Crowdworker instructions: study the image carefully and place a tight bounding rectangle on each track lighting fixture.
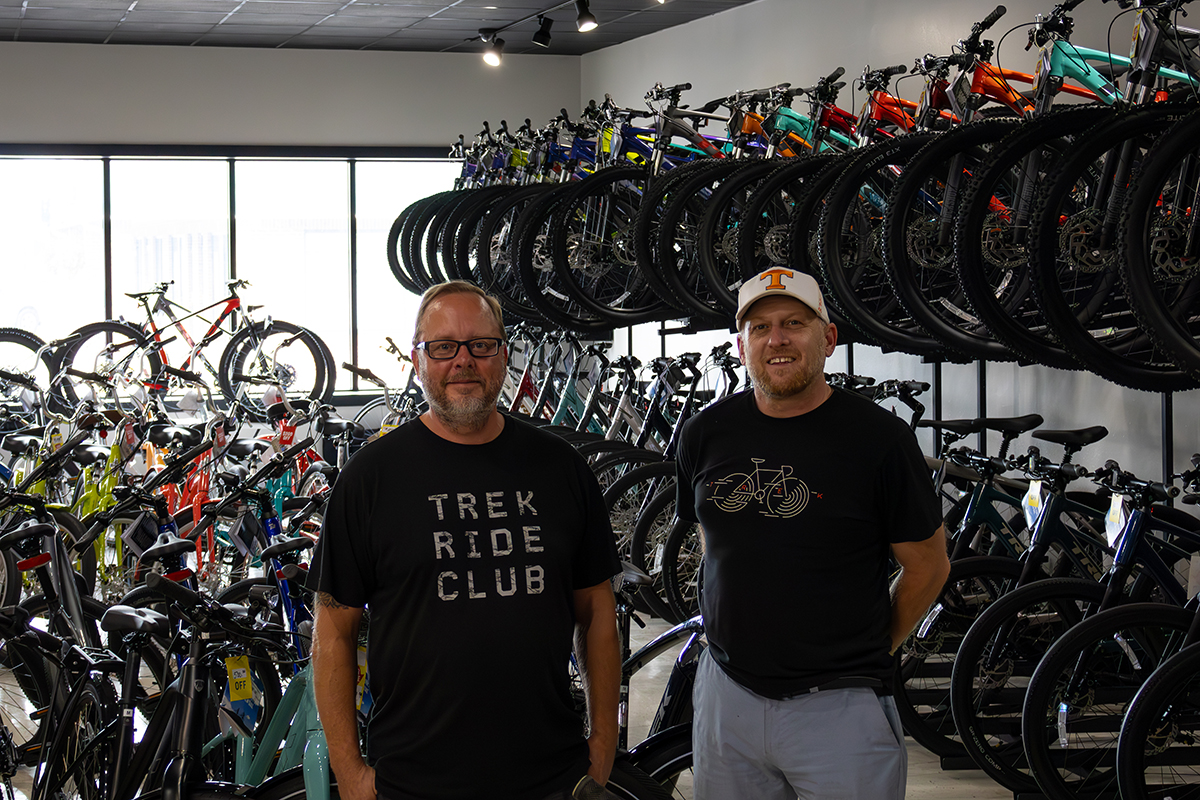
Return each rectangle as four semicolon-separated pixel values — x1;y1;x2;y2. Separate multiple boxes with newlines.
479;28;504;65
483;37;504;65
532;15;553;47
575;0;598;32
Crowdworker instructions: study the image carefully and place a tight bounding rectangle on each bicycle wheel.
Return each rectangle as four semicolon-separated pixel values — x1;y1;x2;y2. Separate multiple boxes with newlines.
37;677;118;800
881;117;1022;362
1117;639;1200;800
949;577;1107;792
892;554;1022;759
1027;102;1199;391
605;757;674;800
627;723;693;799
1022;602;1195;800
656;160;765;321
218;320;332;423
1120;107;1200;382
629;485;683;624
447;185;515;284
0;327;54;422
953;105;1117;370
386;199;427;295
660;512;701;623
476;183;557;321
548;165;667;327
815;133;950;358
53;320;163;413
591;449;667;494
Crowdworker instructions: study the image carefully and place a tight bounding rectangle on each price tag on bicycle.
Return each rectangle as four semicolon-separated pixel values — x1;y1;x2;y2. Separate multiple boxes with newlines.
50;425;63;452
1106;494;1128;548
226;655;252;701
1023;479;1046;528
280;422;296;448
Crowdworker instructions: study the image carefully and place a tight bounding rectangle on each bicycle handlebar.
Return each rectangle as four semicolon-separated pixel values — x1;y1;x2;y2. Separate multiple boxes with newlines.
160;365;203;385
823;66;845;84
66;367;110;385
0;368;37;391
341;362;386;388
978;4;1007;33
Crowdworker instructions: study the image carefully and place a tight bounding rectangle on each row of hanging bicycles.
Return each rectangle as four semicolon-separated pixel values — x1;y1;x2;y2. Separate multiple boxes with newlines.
393;0;1200;394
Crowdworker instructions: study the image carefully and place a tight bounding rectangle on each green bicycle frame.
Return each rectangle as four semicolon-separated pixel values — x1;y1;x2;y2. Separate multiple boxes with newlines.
203;662;331;800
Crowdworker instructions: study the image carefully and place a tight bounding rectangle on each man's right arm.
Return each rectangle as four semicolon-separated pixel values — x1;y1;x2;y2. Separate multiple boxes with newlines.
312;592;375;800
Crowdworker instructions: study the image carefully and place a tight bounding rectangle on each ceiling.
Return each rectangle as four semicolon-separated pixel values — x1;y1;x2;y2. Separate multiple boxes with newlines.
0;0;757;56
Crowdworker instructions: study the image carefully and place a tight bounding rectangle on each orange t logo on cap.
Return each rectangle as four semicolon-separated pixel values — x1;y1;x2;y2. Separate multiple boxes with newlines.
760;268;793;290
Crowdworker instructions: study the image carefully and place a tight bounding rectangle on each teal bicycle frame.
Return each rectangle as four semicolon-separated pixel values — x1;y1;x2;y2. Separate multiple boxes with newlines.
203;663;331;800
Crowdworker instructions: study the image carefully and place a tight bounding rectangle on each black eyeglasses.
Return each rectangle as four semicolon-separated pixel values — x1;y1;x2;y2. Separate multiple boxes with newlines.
415;338;505;360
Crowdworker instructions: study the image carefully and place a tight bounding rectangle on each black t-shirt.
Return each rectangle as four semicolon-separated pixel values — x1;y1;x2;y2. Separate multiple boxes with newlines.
675;388;941;698
310;415;620;800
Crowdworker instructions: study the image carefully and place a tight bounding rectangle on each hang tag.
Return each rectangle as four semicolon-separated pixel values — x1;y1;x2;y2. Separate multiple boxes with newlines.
356;645;371;714
1023;480;1045;528
214;417;227;450
1106;494;1128;548
280;422;296;447
225;655;252;701
49;426;63;452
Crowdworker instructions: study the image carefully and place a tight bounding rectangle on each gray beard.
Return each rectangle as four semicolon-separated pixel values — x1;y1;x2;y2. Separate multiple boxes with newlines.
424;391;496;433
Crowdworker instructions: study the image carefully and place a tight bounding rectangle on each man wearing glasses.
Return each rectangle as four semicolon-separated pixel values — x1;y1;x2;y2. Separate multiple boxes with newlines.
311;281;621;800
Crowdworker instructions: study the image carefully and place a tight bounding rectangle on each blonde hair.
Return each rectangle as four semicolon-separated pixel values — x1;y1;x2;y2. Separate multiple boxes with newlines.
412;281;505;345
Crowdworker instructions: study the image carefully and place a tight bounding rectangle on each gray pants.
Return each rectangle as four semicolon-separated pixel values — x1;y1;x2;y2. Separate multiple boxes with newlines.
693;651;907;800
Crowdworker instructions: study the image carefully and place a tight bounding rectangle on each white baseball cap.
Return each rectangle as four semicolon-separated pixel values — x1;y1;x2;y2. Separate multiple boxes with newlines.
736;267;829;325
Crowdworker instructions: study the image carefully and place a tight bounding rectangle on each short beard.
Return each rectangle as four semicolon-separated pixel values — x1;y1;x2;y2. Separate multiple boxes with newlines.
747;359;818;399
421;365;502;434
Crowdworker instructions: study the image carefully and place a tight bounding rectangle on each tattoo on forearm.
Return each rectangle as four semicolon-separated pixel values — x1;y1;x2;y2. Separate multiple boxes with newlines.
316;592;358;610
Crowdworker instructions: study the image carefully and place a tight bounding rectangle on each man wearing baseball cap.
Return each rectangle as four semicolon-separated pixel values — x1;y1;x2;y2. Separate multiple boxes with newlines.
675;267;950;799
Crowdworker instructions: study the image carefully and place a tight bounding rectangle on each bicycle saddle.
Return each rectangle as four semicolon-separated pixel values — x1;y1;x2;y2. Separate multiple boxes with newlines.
2;434;40;456
0;520;55;551
68;444;110;469
140;531;194;566
101;604;170;636
266;399;311;425
147;423;203;449
1033;426;1109;448
225;438;272;459
976;414;1044;435
316;411;363;437
260;535;315;561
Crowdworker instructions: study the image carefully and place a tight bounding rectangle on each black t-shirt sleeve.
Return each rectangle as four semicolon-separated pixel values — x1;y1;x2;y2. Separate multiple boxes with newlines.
877;428;943;544
675;416;699;524
309;447;377;607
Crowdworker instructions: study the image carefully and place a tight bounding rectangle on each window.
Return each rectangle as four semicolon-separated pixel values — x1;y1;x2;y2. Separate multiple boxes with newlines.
354;160;460;386
0;159;104;340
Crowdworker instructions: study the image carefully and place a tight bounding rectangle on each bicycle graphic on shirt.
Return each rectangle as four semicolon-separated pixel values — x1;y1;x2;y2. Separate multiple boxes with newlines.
708;458;810;518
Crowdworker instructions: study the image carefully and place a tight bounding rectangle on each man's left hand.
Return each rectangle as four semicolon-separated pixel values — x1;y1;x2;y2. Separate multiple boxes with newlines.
586;733;615;786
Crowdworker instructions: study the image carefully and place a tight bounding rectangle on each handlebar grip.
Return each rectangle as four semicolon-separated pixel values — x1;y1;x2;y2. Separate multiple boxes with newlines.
0;369;37;390
66;367;109;384
1153;483;1182;502
824;66;846;83
161;365;203;384
949;53;975;68
143;438;214;491
341;362;383;385
672;82;693;93
883;64;909;77
279;436;316;463
979;4;1007;31
1060;463;1090;481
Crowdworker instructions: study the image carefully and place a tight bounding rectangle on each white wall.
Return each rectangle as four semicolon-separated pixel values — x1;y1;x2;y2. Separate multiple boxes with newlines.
0;41;581;146
584;0;1200;482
